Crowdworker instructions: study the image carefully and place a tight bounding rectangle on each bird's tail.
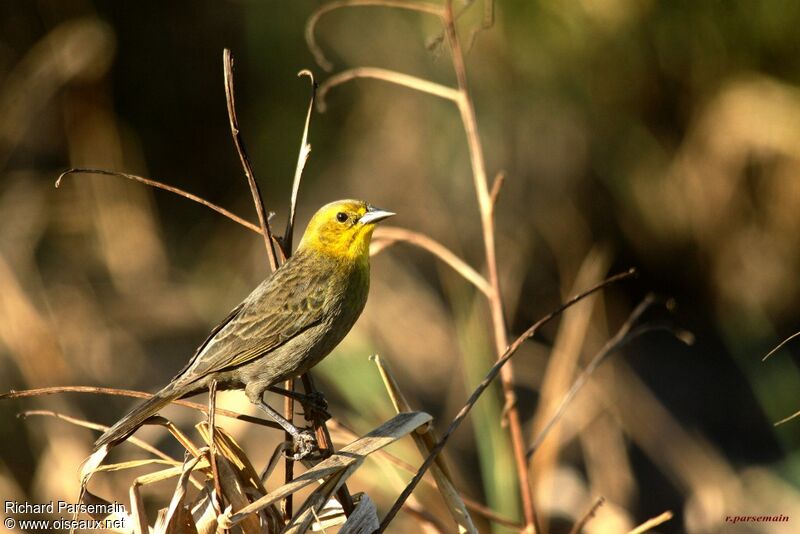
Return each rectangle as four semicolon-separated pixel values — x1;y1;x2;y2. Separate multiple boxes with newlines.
93;385;180;452
77;386;181;522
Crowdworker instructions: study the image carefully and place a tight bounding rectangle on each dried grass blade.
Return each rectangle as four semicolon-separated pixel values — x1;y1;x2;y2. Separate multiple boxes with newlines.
129;481;149;534
283;462;361;533
196;421;267;494
372;355;477;534
20;409;174;462
3;386;282;430
227;411;432;525
340;494;380;534
378;270;637;531
156;453;203;534
216;454;262;533
96;459;180;473
283;70;316;253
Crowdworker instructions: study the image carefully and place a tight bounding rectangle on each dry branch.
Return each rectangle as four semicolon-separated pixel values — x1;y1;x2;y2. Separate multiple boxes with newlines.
527;295;655;458
763;330;800;361
2;386;281;429
372;226;490;296
378;269;636;531
373;354;477;534
223;48;279;270
317;67;459;111
226;411;431;525
627;510;673;534
306;0;445;71
568;496;605;534
19;410;175;462
56;168;262;233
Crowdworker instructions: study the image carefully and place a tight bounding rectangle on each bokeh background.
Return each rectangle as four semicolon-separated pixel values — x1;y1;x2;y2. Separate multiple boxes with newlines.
2;1;800;532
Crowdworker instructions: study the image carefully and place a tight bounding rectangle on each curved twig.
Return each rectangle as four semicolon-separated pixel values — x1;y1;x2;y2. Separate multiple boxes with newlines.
569;496;605;534
283;70;317;254
306;0;445;71
317;67;459;112
1;386;281;430
56;168;262;234
526;297;693;459
21;409;176;462
763;330;800;361
378;269;637;531
372;226;490;296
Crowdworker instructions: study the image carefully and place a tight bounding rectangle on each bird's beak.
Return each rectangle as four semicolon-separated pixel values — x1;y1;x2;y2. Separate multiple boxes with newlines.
359;206;395;225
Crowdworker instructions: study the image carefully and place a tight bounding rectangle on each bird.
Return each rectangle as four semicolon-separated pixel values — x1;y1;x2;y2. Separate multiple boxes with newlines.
88;199;394;463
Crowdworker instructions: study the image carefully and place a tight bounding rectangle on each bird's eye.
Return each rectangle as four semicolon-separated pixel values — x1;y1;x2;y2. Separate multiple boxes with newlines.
336;212;348;223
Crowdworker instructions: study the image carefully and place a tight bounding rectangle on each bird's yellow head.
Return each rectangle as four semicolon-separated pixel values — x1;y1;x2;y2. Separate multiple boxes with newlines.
298;199;395;262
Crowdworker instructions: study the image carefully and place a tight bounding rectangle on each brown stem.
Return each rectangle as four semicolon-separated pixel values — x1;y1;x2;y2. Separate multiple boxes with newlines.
300;373;355;516
306;0;445;71
223;49;279;272
207;380;224;514
527;296;658;459
569;496;605;534
442;1;537;530
372;226;491;296
283;378;295;520
378;270;635;531
56;168;262;234
0;386;282;429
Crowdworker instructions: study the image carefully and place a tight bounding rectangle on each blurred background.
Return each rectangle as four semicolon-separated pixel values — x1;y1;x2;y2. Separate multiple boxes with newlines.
1;1;800;532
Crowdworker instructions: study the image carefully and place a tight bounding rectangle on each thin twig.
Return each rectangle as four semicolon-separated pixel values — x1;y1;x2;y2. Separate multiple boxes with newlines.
326;419;522;529
301;373;355;516
282;70;317;254
377;269;636;531
372;226;491;296
489;171;505;210
1;386;281;430
56;168;262;233
527;295;656;458
372;354;477;533
626;511;673;534
317;67;459;112
427;0;494;53
774;409;800;426
19;410;174;462
527;318;693;459
207;380;223;514
442;0;536;529
306;0;445;71
763;330;800;361
283;377;295;520
569;496;605;534
223;48;279;271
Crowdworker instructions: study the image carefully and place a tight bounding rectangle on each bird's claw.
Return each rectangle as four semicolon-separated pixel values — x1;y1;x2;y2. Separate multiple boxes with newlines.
286;429;318;460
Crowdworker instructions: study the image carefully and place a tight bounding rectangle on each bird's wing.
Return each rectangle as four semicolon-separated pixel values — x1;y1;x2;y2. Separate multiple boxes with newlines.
174;254;330;384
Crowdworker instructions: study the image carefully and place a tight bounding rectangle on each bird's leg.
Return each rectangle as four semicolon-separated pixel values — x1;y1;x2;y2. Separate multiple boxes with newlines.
245;383;319;460
267;386;331;421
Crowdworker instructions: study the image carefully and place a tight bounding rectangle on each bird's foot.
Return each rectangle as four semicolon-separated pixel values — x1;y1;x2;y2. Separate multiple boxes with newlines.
299;391;331;422
286;429;318;461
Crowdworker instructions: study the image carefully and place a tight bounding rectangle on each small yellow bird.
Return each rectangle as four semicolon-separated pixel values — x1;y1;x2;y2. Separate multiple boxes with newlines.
91;199;394;460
